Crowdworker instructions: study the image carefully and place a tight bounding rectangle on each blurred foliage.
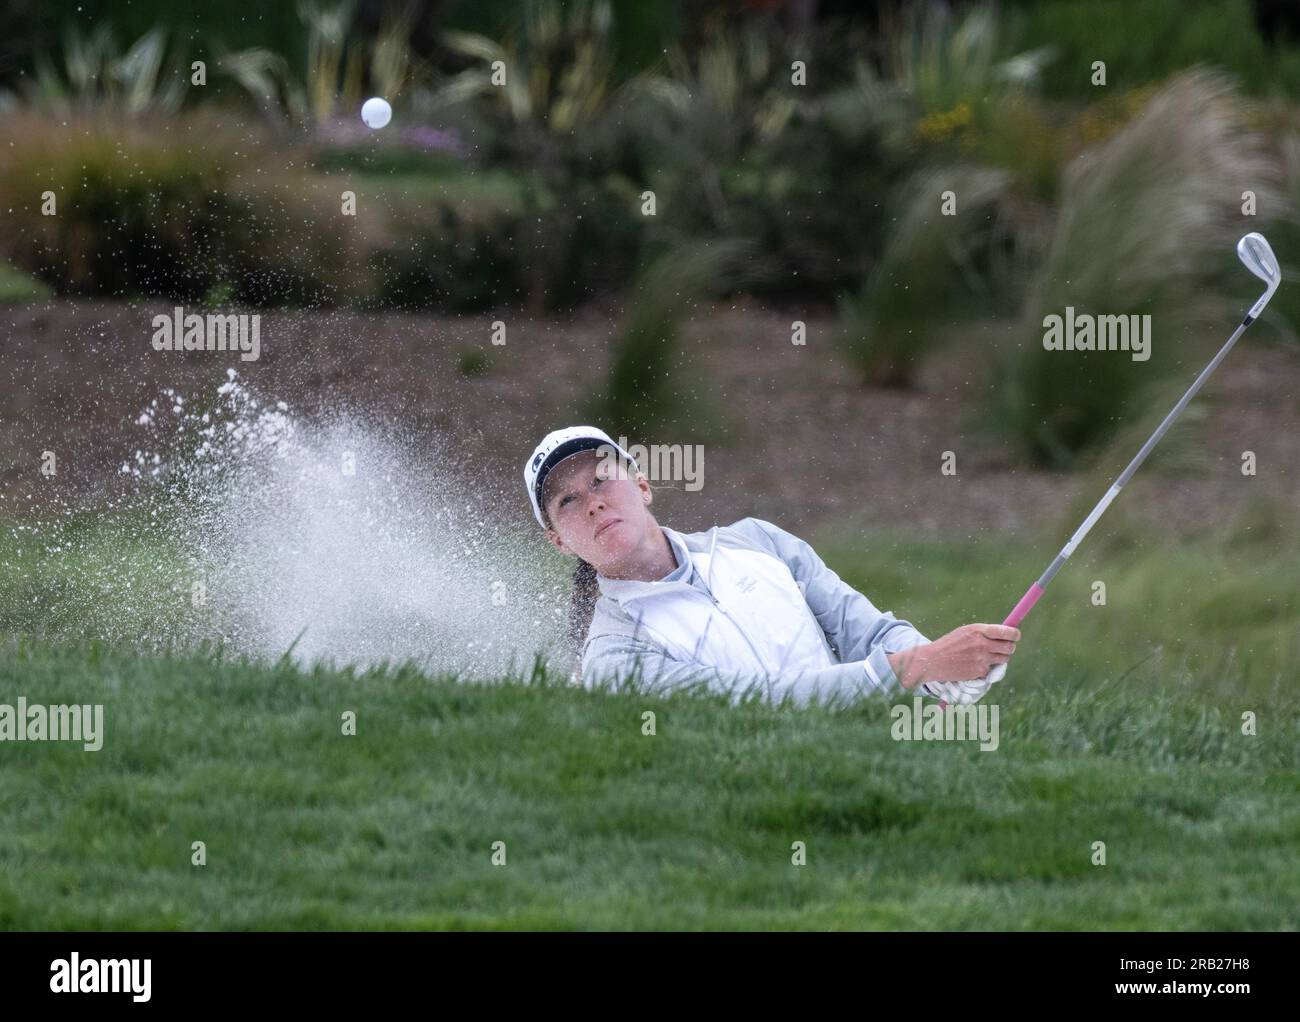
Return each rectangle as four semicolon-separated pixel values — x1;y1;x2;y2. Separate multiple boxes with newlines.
0;0;676;88
436;0;677;77
638;26;824;292
429;0;646;310
3;0;1300;458
364;196;525;311
828;5;1067;388
0;1;306;83
1006;0;1300;102
12;23;188;117
219;0;419;131
886;2;1054;127
0;262;51;304
884;1;1064;202
355;158;641;311
0;113;375;306
982;69;1286;467
838;165;1013;388
588;240;749;437
436;0;620;140
630;23;925;299
1250;128;1300;340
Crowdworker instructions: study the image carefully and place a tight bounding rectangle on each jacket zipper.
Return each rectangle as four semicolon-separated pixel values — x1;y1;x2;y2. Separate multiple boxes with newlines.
698;532;778;674
698;580;774;674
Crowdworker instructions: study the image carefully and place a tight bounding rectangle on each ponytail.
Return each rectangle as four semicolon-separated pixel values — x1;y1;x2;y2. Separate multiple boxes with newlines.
567;558;601;668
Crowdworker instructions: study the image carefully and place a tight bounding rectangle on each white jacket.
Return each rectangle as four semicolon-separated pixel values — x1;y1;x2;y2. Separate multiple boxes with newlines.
580;518;931;706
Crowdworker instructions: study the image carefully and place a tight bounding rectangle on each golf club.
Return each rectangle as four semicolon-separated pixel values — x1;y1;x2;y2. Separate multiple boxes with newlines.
935;232;1281;705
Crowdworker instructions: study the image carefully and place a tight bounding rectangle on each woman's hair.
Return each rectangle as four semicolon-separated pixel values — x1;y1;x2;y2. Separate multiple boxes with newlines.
543;497;601;669
566;557;601;666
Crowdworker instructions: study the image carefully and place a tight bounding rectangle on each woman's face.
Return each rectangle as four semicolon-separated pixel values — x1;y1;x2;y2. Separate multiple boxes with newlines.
542;449;651;567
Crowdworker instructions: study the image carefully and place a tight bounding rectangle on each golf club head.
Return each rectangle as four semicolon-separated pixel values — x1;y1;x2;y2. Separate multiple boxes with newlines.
1238;232;1281;318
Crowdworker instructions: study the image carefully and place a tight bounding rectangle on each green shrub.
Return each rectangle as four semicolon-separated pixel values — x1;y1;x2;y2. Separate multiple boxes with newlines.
364;199;526;312
588;240;747;437
219;0;416;132
980;69;1284;467
0;262;52;304
222;170;377;307
16;23;188;118
1249;130;1300;343
525;178;646;309
637;28;902;298
364;170;643;312
882;4;1067;205
886;2;1054;128
1006;0;1300;102
431;0;649;310
0;113;375;306
838;164;1011;388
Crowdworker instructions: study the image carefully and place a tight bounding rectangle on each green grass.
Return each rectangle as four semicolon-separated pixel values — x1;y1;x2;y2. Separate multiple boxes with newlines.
1;495;1296;929
0;512;198;648
349;167;528;215
0;640;1296;930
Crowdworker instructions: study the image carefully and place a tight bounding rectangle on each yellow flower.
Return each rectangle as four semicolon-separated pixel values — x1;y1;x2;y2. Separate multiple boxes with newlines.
917;102;974;141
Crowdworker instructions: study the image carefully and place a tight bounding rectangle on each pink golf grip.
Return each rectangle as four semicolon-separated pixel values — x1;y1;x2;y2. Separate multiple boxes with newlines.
1003;583;1045;628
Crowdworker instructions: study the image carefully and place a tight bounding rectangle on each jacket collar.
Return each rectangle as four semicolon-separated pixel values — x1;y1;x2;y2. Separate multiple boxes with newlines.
595;526;694;604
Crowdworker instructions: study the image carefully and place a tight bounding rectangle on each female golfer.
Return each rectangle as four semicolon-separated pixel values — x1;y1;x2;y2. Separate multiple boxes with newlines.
524;426;1019;706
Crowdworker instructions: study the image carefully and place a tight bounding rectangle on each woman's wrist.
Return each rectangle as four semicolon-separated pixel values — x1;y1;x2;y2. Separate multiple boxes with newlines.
888;648;928;690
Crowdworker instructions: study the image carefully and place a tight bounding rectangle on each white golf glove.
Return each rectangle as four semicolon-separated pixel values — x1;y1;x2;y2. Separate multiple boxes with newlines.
917;663;1007;705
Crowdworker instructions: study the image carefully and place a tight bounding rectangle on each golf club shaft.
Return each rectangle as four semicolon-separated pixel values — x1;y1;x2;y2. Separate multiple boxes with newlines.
1000;312;1257;629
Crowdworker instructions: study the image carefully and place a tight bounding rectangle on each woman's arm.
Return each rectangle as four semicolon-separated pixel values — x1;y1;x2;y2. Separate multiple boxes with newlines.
732;519;1018;689
729;518;932;664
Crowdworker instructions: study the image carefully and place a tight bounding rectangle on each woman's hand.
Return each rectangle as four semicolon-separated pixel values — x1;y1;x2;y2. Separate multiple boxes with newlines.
888;624;1021;689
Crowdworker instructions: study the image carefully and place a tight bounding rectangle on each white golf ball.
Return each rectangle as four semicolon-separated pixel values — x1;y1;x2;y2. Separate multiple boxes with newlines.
361;97;392;130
